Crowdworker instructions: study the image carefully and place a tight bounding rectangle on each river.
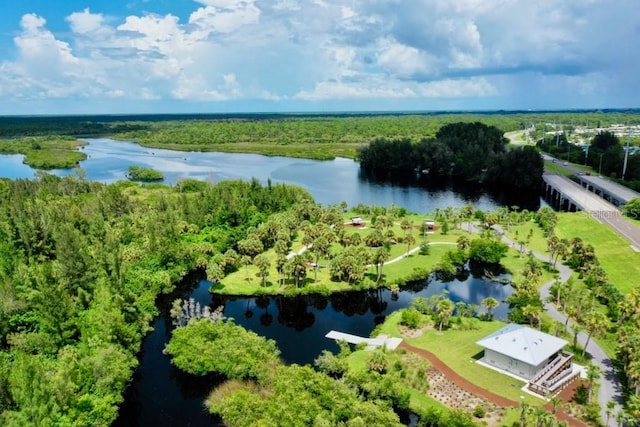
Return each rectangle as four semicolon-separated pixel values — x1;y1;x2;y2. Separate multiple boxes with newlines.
0;138;541;212
114;269;515;426
0;138;531;426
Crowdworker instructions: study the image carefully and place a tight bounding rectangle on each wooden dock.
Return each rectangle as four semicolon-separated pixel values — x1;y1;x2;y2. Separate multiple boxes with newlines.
325;330;402;350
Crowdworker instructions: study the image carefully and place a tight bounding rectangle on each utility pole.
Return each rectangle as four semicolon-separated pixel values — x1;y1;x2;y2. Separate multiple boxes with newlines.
622;125;631;180
599;153;603;176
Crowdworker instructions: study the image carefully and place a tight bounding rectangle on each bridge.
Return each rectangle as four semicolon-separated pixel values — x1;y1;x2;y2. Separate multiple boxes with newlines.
574;174;640;207
325;330;403;350
542;174;617;212
542;173;640;250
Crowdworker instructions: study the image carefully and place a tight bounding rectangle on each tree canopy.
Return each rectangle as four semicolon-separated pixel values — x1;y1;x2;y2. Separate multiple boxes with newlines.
0;174;309;426
357;122;543;191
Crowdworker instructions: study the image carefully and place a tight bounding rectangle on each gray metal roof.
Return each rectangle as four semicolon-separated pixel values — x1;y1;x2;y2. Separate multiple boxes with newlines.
476;324;568;366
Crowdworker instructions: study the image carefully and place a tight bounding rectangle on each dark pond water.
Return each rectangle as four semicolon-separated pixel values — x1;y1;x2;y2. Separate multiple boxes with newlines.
114;269;515;427
0;138;541;212
0;139;532;426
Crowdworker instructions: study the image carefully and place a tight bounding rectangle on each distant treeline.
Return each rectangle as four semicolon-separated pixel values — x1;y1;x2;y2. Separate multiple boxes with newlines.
358;122;544;191
1;111;639;161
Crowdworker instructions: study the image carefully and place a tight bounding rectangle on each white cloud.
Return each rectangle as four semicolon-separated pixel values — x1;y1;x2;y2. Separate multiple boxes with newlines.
15;14;77;65
0;0;638;112
66;8;105;34
376;38;439;79
189;0;260;35
295;80;417;101
418;78;497;98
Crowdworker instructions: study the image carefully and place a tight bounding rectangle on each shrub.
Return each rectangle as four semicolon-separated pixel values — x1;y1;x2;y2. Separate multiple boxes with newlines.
400;309;421;329
473;405;486;418
419;242;430;255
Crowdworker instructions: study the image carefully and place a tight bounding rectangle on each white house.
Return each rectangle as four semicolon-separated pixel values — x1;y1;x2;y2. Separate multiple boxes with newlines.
476;324;569;381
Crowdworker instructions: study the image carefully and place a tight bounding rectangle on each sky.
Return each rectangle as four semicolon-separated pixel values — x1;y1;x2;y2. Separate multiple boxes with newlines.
0;0;639;115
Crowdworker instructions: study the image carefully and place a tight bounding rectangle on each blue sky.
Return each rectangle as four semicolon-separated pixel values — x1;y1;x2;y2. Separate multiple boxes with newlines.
0;0;638;115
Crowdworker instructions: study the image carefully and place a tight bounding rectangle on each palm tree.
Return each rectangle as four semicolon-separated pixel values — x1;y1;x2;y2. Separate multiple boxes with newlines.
253;254;271;287
404;234;416;254
549;395;563;416
532;407;551;427
522;304;542;329
571;322;584;350
400;218;412;236
372;247;390;285
436;299;455;332
206;260;224;284
481;297;499;320
456;235;471;251
627;360;640;396
586;364;602;403
583;309;609;355
606;401;616;426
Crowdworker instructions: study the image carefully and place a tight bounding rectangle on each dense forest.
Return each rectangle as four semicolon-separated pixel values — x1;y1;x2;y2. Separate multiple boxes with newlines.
1;111;639;162
357;122;544;191
0;175;310;425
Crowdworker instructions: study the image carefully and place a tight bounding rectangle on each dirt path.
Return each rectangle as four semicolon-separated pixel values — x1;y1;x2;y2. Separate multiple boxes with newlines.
399;341;588;426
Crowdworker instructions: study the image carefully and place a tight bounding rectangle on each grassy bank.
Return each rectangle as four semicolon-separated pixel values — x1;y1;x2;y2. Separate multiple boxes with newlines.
135;141;362;160
555;212;640;294
376;312;543;405
211;215;535;296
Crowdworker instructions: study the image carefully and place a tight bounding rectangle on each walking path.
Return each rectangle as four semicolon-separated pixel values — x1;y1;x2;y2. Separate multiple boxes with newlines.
484;223;624;423
343;218;621;422
325;330;402;350
382;241;455;265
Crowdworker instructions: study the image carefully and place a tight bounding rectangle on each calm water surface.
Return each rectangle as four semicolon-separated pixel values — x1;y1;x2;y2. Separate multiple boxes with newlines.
115;270;514;426
0;138;541;211
0;139;529;426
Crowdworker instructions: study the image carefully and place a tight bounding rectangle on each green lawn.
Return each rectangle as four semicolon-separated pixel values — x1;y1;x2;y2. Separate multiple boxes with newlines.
556;212;640;294
502;213;640;295
213;215;472;295
544;161;574;177
376;312;544;406
502;221;550;256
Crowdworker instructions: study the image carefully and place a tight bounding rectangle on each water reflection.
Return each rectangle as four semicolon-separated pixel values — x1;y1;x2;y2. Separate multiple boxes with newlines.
0;138;541;211
210;269;514;365
118;266;513;426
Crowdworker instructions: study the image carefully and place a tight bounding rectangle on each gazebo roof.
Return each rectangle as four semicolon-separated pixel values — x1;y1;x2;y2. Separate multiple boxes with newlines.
476;324;567;366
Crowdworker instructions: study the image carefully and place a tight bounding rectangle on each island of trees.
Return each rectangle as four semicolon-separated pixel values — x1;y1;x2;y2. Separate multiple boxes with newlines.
357;122;544;191
126;165;164;182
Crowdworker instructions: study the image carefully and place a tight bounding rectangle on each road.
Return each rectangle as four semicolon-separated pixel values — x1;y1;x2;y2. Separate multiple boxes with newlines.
489;224;624;423
505;130;631;420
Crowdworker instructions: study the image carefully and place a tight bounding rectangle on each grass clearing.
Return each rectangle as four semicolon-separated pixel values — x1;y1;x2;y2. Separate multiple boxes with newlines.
556;212;640;294
544;161;574;177
377;312;544;406
213;215;476;295
502;220;549;256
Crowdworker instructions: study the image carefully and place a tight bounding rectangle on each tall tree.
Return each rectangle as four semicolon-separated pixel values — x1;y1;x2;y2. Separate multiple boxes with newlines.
436;299;455;332
253;254;271;287
481;297;499;320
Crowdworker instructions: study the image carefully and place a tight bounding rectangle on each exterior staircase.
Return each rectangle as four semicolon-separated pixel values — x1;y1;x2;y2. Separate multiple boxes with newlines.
528;351;578;396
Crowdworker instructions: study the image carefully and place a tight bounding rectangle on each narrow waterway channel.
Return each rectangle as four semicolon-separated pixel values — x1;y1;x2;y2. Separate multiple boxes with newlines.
115;268;514;426
0;138;541;425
